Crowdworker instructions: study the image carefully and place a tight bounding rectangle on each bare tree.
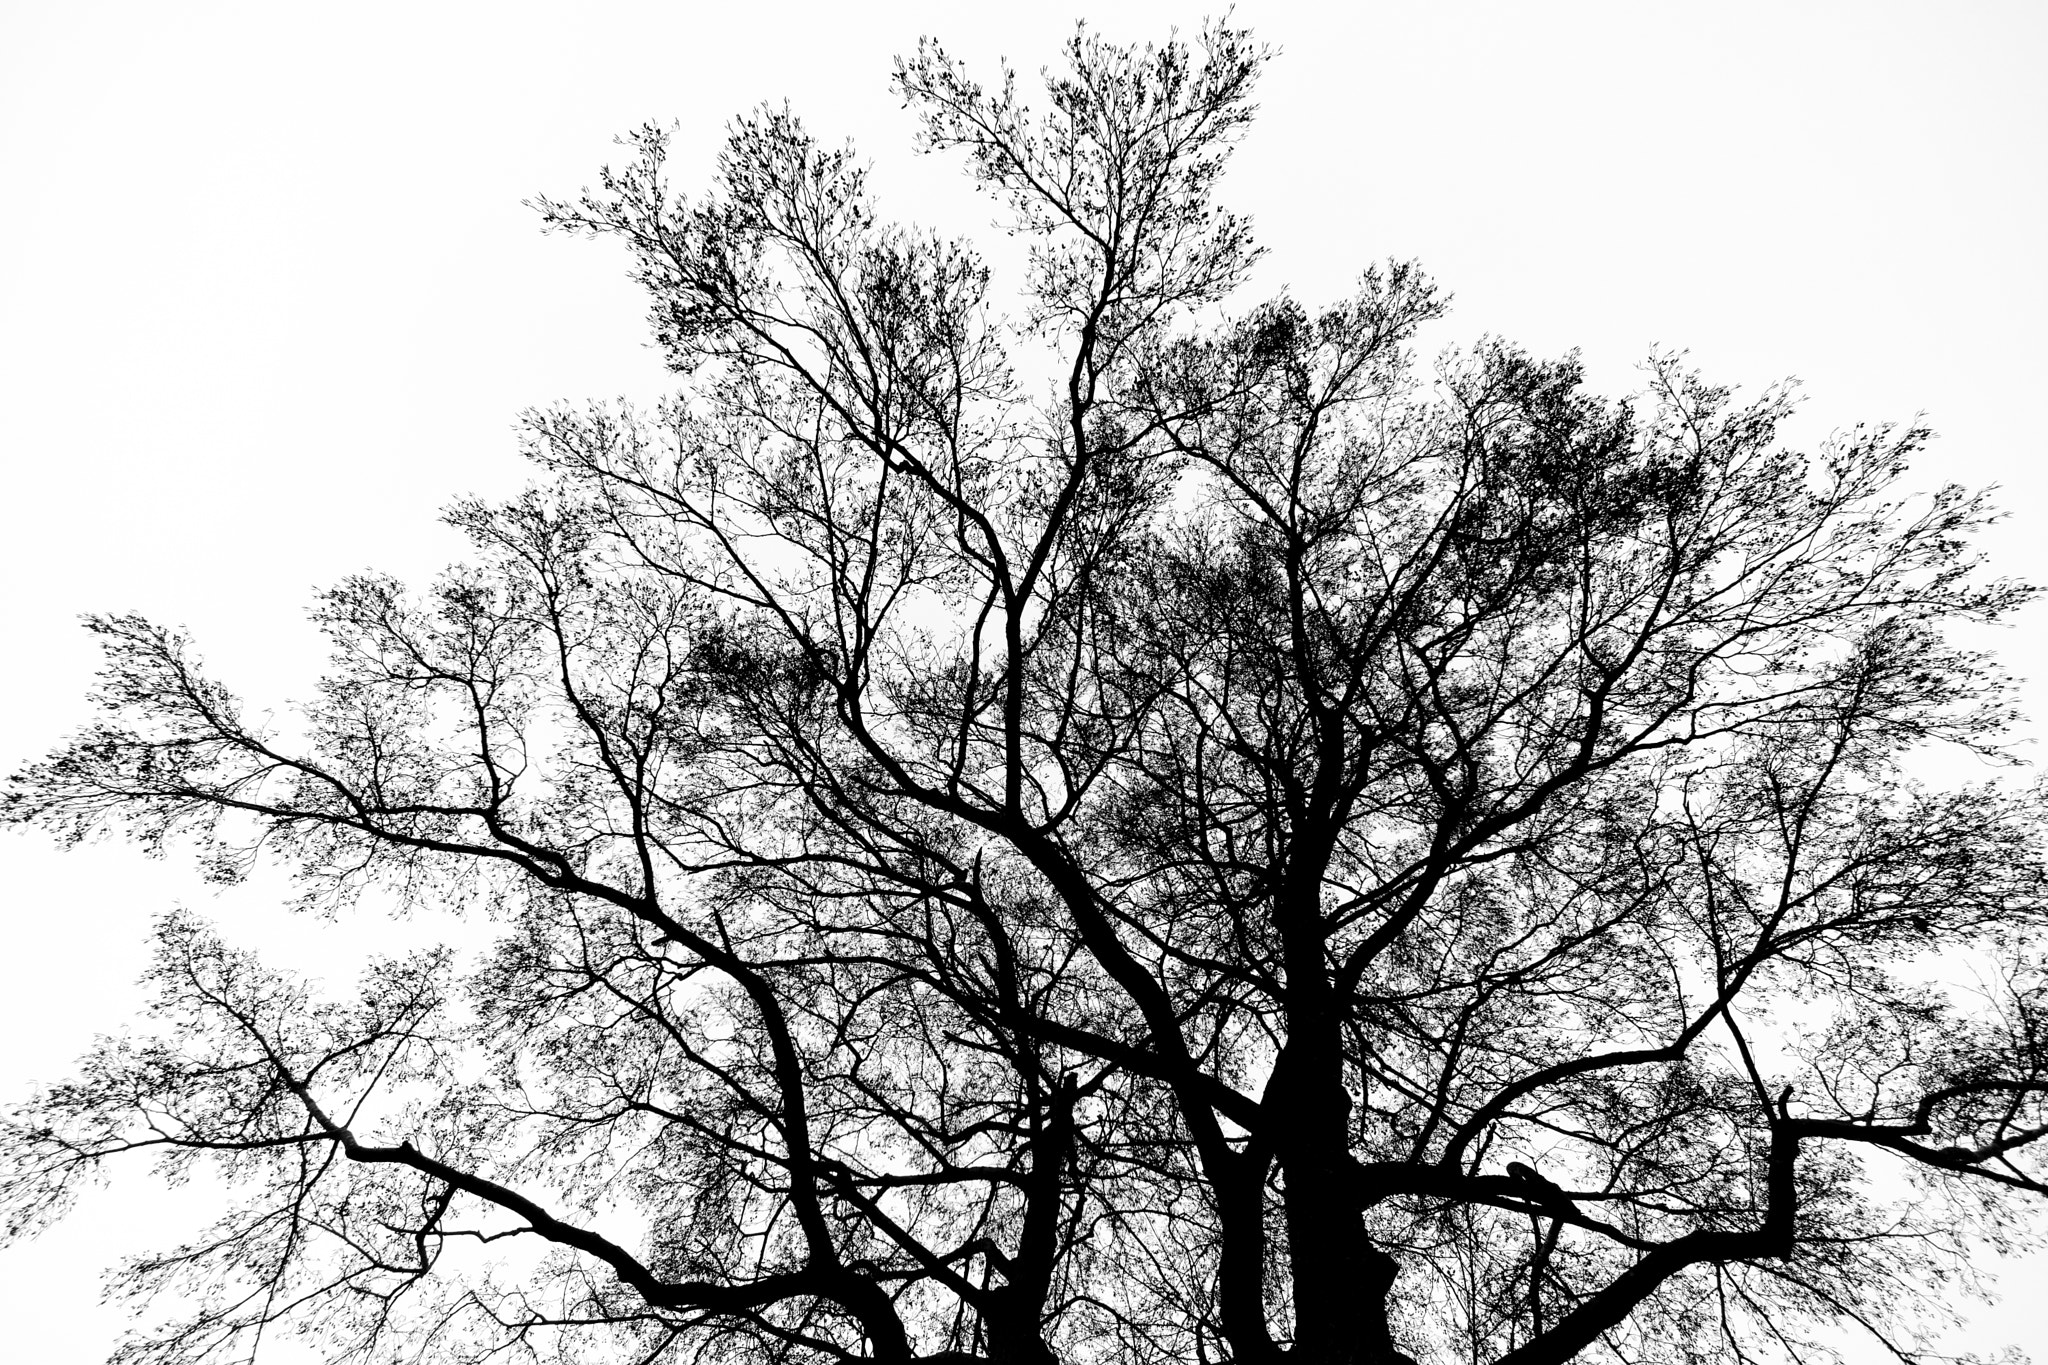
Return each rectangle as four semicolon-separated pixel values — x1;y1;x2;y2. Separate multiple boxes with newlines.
6;22;2047;1365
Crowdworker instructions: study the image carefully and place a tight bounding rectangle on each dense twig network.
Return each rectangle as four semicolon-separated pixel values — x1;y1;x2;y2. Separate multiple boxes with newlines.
6;22;2047;1365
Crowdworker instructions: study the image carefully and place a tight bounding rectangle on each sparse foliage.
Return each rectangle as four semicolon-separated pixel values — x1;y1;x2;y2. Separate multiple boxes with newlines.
7;22;2048;1365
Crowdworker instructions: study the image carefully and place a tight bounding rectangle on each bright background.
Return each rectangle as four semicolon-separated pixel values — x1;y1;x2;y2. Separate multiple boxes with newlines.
3;1;2044;1359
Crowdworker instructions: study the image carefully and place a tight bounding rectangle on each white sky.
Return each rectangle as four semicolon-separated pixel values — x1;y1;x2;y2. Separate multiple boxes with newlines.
2;1;2044;1359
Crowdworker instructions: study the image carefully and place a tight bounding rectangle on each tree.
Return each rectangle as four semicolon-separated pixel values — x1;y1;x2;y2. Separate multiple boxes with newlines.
5;21;2046;1365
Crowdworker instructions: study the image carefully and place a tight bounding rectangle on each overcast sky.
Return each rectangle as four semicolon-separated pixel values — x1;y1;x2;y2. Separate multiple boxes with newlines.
3;2;2045;1359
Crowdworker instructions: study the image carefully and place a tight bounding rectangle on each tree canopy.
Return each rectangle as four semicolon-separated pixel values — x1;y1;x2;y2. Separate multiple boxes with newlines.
6;22;2047;1365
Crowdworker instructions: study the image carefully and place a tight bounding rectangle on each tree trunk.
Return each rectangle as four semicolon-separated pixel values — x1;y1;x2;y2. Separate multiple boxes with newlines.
1284;1154;1414;1365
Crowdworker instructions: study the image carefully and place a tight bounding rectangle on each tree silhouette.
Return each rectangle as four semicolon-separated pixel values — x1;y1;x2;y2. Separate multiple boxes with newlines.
6;22;2047;1365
